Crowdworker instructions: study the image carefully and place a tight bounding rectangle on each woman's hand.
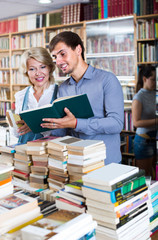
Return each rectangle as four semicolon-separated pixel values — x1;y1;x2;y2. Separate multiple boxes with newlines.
41;107;77;129
17;120;31;135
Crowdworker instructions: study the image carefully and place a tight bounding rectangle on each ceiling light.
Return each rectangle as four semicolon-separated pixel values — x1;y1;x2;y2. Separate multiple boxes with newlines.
39;0;52;4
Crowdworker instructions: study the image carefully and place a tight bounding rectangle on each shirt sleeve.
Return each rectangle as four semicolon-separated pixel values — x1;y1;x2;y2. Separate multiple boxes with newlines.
75;74;124;135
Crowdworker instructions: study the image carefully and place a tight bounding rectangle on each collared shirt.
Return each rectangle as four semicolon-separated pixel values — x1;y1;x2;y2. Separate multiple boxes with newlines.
54;65;124;164
12;84;55;139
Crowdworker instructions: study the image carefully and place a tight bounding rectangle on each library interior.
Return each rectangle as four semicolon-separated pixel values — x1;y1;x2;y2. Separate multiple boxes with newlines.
0;0;157;239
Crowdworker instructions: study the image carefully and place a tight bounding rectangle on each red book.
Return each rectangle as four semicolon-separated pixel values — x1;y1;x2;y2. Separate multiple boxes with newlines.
153;0;158;14
101;0;104;18
1;21;7;34
108;0;111;17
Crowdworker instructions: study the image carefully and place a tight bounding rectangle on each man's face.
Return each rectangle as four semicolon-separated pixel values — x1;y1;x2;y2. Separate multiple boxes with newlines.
51;42;80;75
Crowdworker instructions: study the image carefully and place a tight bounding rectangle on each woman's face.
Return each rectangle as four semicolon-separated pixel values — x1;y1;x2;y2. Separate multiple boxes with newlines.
144;71;156;91
27;58;50;88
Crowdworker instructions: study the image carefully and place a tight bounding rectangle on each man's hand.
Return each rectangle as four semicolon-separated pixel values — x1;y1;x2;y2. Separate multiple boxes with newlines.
17;120;31;135
41;107;77;129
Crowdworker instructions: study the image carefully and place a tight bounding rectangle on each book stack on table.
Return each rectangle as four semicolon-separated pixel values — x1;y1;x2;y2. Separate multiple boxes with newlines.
148;180;158;238
82;163;150;240
47;136;82;191
0;165;14;199
0;145;15;166
12;144;31;184
54;179;86;214
67;139;106;182
27;136;58;190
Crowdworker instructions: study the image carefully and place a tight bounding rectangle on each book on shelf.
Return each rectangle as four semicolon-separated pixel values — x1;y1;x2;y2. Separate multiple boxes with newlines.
19;94;94;134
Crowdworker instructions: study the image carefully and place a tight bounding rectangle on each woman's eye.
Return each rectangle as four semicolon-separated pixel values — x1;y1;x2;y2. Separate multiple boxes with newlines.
41;65;46;69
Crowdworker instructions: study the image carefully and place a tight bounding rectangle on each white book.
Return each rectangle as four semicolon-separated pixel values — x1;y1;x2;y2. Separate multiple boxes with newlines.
0;165;14;174
67;139;104;151
82;163;139;187
68;155;105;166
47;135;82;151
68;150;106;160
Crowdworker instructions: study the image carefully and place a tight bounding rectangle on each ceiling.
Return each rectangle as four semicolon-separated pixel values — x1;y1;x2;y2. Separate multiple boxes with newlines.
0;0;89;21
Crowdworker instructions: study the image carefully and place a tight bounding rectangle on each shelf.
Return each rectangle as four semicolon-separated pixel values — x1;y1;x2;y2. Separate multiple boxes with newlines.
137;38;157;42
0;49;9;52
86;51;135;58
136;14;158;19
0;68;10;70
11;28;44;35
0;84;10;87
12;84;30;87
137;62;158;65
11;48;27;52
0;99;11;102
122;152;135;157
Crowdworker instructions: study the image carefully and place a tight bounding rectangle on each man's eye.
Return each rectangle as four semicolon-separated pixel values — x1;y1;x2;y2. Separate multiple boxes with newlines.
41;66;46;69
29;68;35;71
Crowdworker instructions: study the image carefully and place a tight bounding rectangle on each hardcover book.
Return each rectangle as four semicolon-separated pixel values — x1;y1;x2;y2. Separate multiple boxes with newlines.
19;94;94;133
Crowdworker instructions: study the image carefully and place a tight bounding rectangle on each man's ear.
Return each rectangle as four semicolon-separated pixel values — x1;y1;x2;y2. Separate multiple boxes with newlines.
76;44;82;56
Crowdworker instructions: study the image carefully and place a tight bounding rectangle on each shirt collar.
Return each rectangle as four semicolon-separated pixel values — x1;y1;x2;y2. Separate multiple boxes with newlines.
68;64;94;85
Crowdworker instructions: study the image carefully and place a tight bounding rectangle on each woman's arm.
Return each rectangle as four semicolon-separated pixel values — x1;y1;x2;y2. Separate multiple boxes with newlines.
132;99;156;128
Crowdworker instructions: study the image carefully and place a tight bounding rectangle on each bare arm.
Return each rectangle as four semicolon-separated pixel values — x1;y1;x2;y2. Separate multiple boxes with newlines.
132;99;156;128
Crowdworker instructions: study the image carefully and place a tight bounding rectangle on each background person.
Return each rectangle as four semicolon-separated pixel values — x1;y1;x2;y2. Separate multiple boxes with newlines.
132;65;157;178
41;31;124;165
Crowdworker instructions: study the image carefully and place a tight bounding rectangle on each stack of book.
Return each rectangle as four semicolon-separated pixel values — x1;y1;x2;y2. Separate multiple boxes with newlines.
12;144;31;184
47;136;82;191
0;165;14;198
54;179;86;214
0;192;41;235
67;139;106;182
21;211;97;240
27;136;57;190
0;145;15;166
82;163;150;240
148;180;158;238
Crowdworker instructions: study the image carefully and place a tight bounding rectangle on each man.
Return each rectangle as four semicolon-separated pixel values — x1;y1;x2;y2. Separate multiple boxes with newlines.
41;31;124;164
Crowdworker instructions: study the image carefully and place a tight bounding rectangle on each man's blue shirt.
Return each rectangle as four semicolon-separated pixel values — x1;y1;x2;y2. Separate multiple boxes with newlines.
53;65;124;164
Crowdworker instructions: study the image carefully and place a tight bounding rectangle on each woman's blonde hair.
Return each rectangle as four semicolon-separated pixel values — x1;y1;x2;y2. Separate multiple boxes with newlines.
20;47;55;85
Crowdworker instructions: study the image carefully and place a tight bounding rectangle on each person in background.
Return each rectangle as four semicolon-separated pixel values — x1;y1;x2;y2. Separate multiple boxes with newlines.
41;31;124;165
13;47;58;144
132;65;157;178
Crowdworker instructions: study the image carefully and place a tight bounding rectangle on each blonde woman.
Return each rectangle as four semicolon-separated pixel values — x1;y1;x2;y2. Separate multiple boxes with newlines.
14;47;58;144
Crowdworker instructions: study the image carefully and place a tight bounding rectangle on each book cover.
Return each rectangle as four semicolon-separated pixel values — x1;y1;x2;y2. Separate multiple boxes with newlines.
82;163;139;187
0;193;38;223
19;94;94;134
83;169;145;192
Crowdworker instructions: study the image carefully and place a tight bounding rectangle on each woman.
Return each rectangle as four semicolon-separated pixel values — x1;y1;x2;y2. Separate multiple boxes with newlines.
13;47;58;144
132;65;157;178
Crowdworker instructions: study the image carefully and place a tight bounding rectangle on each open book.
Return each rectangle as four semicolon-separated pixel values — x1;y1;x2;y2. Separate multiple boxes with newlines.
19;94;94;133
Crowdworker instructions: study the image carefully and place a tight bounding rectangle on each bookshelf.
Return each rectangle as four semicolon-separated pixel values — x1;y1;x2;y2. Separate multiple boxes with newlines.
85;15;136;105
136;13;158;70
